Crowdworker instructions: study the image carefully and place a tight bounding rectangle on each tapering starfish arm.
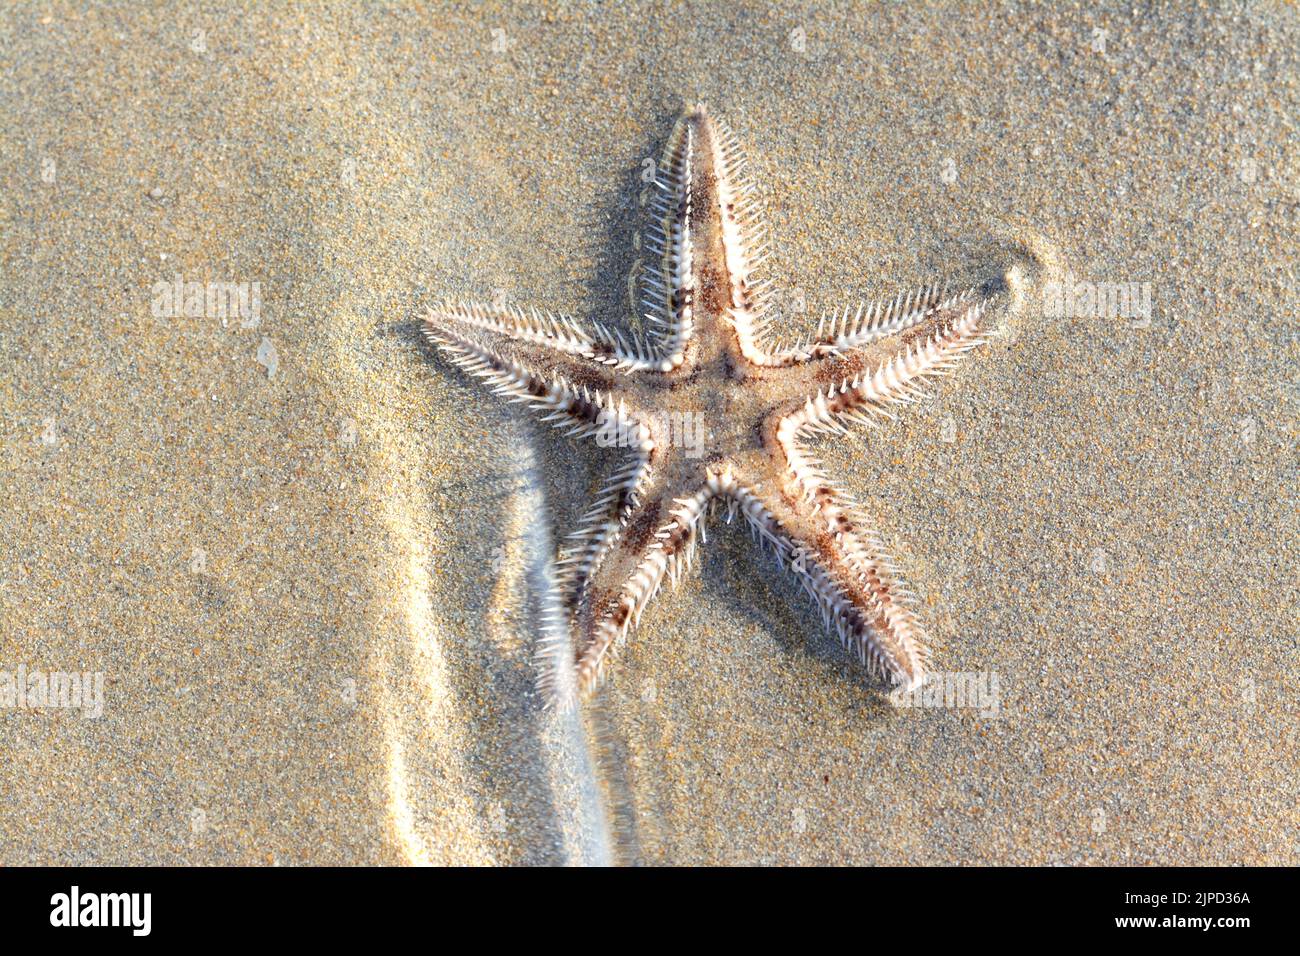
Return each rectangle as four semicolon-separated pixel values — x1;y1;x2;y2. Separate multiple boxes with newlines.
769;290;997;433
714;465;930;691
539;448;655;702
639;116;694;368
704;113;776;356
565;477;715;697
422;315;650;441
644;108;775;372
425;301;663;373
754;284;981;368
553;451;652;612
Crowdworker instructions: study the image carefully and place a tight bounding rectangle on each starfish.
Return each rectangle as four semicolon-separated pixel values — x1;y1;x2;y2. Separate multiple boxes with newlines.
423;106;1004;703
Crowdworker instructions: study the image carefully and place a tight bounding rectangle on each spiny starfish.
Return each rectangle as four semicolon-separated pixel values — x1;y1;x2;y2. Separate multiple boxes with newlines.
423;106;1004;703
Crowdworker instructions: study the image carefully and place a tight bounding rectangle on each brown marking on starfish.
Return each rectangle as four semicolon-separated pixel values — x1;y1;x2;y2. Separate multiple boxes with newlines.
622;497;663;554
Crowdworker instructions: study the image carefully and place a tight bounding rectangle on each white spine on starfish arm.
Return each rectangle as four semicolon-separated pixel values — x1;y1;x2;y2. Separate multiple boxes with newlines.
572;486;713;695
748;286;980;368
536;556;581;708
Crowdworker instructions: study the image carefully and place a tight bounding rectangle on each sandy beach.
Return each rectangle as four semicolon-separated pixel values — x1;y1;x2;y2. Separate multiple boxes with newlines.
1;1;1296;864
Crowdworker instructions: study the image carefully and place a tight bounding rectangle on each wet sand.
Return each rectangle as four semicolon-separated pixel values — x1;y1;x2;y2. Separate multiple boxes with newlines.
1;1;1296;864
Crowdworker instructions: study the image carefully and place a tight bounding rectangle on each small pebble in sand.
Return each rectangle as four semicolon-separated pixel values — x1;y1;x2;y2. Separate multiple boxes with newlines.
256;337;279;379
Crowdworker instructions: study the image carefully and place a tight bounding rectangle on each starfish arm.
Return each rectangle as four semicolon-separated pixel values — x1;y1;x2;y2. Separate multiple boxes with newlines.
552;451;652;626
423;313;650;441
703;112;776;363
715;466;930;691
537;449;654;702
425;301;663;373
759;284;978;368
639;115;695;368
773;289;996;430
646;108;775;371
563;474;715;698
